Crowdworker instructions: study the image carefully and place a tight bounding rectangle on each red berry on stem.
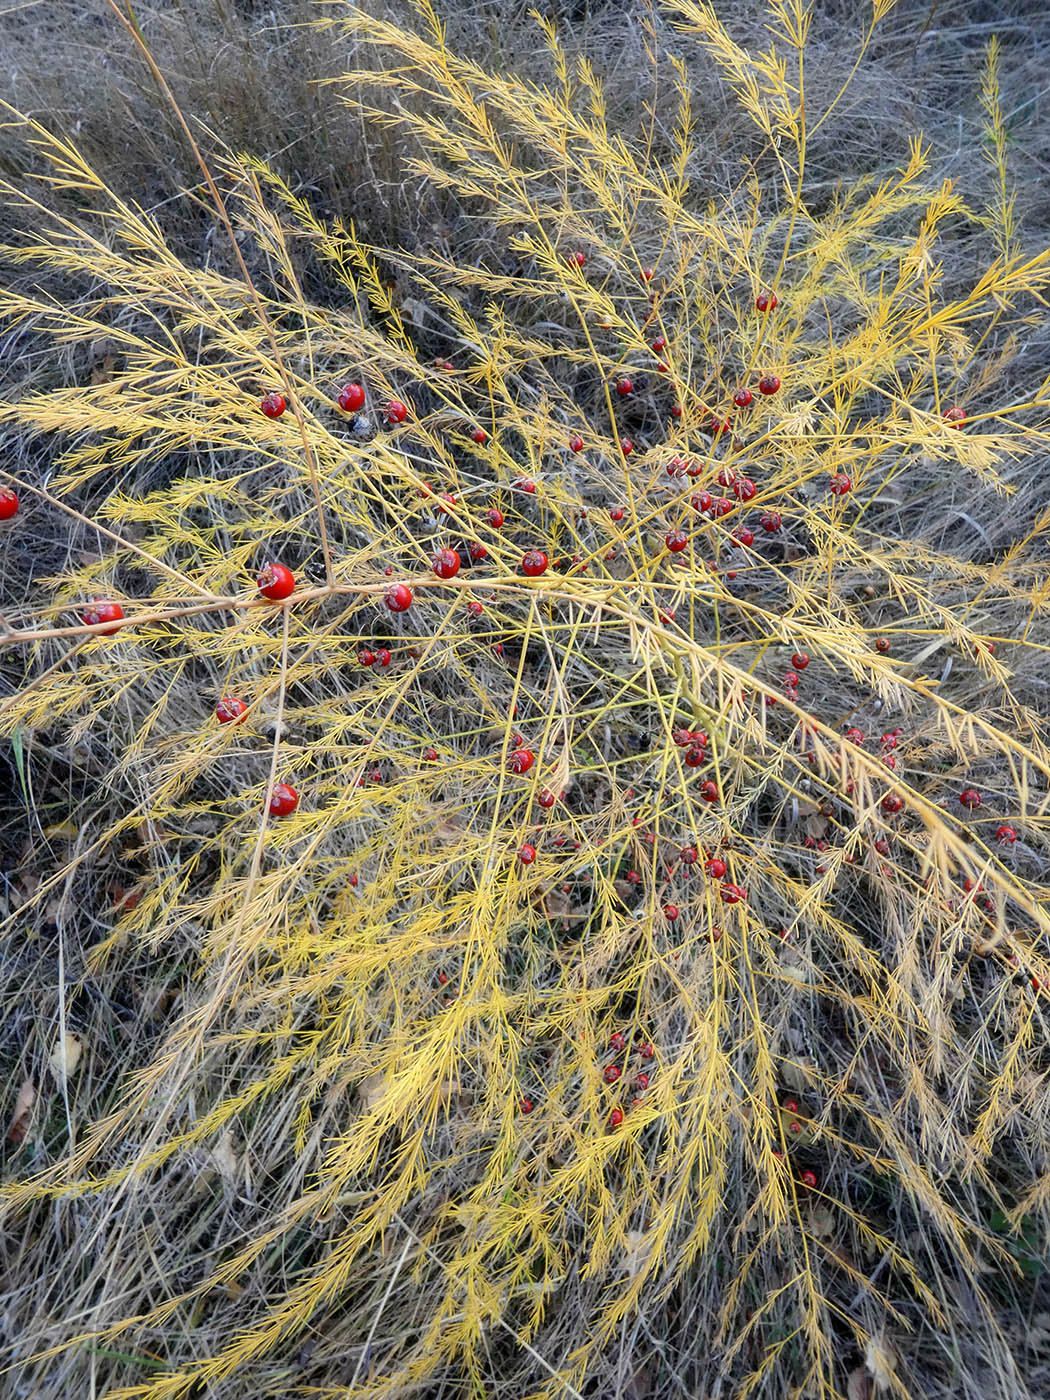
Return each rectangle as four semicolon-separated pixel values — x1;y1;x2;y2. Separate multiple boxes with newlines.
375;648;391;667
603;1064;622;1083
663;903;679;921
509;748;535;775
80;600;125;634
260;391;286;418
358;649;375;667
733;388;753;409
756;291;778;312
608;1107;624;1127
522;550;549;577
791;652;809;670
997;825;1017;845
432;547;461;579
620;438;634;457
384;399;408;424
943;405;966;425
520;1096;534;1114
337;382;365;412
486;507;505;529
760;510;782;533
519;843;537;865
959;788;981;810
616;376;634;396
257;562;295;600
215;696;247;724
269;783;299;817
0;488;19;520
829;473;852;496
538;789;558;809
569;435;584;453
699;780;719;803
385;583;413;612
471;427;488;444
665;529;689;553
758;374;781;396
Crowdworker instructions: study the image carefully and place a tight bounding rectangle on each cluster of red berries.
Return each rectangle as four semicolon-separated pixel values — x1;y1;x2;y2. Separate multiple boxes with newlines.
604;1031;655;1127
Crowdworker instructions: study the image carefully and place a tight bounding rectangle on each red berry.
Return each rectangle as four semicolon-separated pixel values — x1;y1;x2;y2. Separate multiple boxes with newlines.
257;562;295;600
375;648;391;667
384;398;408;424
733;388;753;408
385;583;413;612
875;636;891;653
620;438;634;457
679;845;699;865
520;1097;534;1114
486;507;505;528
997;825;1017;845
469;542;487;561
663;903;679;921
268;782;299;817
609;505;624;522
642;267;654;281
467;600;483;618
791;652;809;670
684;745;706;768
845;727;864;745
609;1031;626;1051
881;793;904;814
637;1040;654;1059
634;1072;650;1091
732;527;754;547
670;403;682;419
358;649;375;666
215;696;247;724
760;510;782;532
800;1170;818;1188
569;250;586;266
712;497;733;518
959;788;981;809
471;427;488;444
349;874;359;887
518;843;537;865
626;870;641;885
509;748;535;775
755;291;779;312
665;529;689;553
829;473;852;496
651;336;666;353
260;391;286;418
538;789;558;808
432;547;461;579
0;488;19;520
784;671;799;688
608;1107;624;1127
615;376;634;396
706;857;727;879
516;478;536;493
782;1098;799;1113
758;374;781;396
337;382;365;412
733;478;756;502
603;1064;621;1083
569;435;584;453
423;747;438;761
943;405;966;425
720;884;746;904
80;600;125;635
699;780;719;803
522;550;549;577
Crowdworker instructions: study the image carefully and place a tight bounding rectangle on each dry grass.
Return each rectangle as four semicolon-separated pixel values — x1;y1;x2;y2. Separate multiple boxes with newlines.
2;2;1050;1399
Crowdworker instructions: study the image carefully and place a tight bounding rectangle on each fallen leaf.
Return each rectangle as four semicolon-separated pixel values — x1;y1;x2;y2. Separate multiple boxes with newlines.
49;1033;83;1085
7;1079;35;1142
356;1072;386;1110
209;1129;241;1188
864;1335;900;1391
